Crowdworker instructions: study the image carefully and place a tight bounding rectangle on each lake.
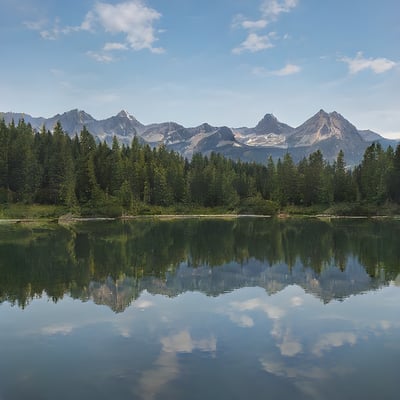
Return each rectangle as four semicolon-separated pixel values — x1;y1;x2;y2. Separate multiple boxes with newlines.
1;218;399;400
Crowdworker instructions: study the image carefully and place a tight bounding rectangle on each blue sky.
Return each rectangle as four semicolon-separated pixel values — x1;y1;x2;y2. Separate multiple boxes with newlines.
0;0;399;137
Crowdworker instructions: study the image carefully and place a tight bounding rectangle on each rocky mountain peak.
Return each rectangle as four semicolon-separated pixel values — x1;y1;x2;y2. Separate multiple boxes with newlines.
254;113;294;135
197;123;215;132
262;113;278;121
62;109;95;124
288;110;364;148
116;110;136;121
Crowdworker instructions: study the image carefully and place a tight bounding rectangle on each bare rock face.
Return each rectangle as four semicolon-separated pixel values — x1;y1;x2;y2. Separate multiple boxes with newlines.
287;110;363;147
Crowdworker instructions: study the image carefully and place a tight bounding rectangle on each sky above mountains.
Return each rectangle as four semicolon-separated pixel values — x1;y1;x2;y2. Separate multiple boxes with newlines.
1;0;399;138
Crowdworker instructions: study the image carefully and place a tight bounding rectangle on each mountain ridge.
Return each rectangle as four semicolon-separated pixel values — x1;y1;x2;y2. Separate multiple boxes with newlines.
1;109;398;165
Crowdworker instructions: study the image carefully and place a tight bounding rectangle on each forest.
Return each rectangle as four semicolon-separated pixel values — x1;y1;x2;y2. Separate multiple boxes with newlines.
1;118;400;216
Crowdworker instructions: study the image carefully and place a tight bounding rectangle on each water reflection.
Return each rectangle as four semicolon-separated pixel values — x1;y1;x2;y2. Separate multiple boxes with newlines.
0;218;399;310
1;218;400;400
1;281;399;399
139;329;217;400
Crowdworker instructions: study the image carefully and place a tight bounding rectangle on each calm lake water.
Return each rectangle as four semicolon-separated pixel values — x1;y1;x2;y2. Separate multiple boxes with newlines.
1;218;399;400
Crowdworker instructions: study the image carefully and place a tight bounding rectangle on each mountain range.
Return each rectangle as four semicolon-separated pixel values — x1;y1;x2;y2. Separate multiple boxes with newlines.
1;109;398;165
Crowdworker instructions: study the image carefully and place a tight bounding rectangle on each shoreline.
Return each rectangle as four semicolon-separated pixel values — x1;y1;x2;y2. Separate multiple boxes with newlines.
1;213;400;225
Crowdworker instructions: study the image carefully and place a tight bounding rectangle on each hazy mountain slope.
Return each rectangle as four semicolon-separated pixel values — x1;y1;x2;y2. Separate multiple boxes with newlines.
358;129;398;149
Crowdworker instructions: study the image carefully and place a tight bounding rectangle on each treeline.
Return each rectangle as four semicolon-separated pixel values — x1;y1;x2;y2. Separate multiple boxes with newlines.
1;118;400;214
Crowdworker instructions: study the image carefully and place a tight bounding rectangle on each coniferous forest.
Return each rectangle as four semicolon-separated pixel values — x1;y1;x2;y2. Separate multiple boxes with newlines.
1;118;400;216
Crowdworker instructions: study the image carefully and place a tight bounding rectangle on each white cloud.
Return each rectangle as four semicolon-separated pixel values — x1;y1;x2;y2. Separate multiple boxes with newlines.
290;296;304;307
272;63;301;76
230;298;285;319
252;63;301;77
81;10;95;32
41;324;74;335
87;51;114;63
87;1;164;53
234;0;298;30
270;321;302;356
278;335;302;356
261;0;299;20
161;330;217;354
139;352;179;400
27;15;91;40
139;330;216;399
232;1;298;54
312;332;357;357
340;52;397;74
134;298;154;309
242;19;269;30
38;17;62;40
25;18;62;40
40;29;58;40
25;1;164;54
228;313;255;328
103;42;128;51
232;33;275;54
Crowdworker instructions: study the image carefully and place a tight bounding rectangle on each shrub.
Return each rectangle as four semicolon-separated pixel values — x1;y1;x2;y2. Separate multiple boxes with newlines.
239;196;279;215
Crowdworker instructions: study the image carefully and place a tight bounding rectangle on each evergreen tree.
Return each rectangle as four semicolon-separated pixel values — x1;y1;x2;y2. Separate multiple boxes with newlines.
333;150;347;202
8;119;40;202
153;166;173;206
75;127;102;204
388;145;400;203
265;156;277;200
0;119;9;201
302;150;327;205
277;153;298;206
108;136;124;195
358;143;390;204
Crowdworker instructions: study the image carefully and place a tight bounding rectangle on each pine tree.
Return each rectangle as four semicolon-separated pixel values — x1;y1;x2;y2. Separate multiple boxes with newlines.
0;119;9;201
277;153;298;206
75;127;102;204
388;145;400;203
109;136;123;196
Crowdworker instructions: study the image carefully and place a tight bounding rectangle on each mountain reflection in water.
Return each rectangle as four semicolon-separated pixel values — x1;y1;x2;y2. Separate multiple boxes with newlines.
0;218;399;311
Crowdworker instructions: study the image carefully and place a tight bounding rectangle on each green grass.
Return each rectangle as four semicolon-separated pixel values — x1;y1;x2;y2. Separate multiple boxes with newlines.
0;204;71;219
1;201;400;220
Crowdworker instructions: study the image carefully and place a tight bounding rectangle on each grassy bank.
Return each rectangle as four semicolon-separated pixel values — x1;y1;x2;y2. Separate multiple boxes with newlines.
1;201;400;221
0;204;71;220
0;203;239;221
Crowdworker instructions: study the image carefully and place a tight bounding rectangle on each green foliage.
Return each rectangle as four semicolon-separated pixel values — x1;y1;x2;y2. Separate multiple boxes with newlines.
80;197;122;218
324;202;378;217
0;204;69;219
239;196;279;215
1;118;400;217
356;143;391;204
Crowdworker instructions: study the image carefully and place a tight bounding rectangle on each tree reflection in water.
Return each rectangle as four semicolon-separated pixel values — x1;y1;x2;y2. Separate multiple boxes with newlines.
0;218;399;311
